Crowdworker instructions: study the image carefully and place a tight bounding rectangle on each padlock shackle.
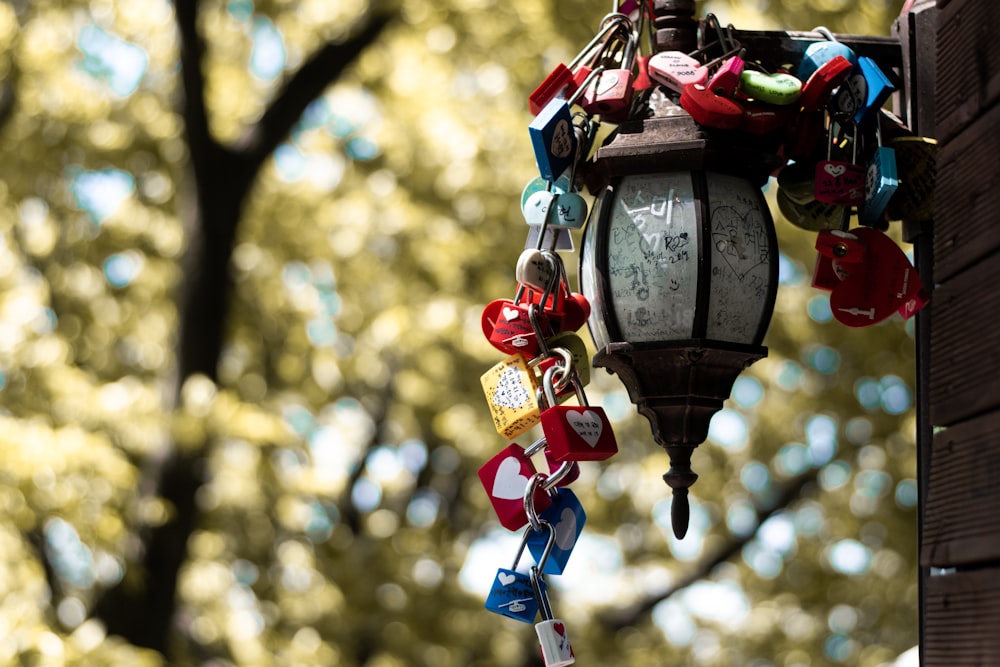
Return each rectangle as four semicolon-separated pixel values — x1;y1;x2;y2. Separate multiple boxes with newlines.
530;565;555;621
569;17;630;71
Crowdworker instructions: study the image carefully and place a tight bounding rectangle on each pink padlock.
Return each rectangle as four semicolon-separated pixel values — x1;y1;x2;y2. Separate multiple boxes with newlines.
706;49;746;97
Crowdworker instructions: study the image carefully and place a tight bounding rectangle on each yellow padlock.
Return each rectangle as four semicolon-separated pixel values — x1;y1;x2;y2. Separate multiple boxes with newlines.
481;353;541;439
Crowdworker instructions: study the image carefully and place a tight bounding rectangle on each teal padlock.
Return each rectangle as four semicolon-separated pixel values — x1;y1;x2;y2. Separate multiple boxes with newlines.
738;70;802;106
860;118;898;226
797;27;857;82
523;190;588;230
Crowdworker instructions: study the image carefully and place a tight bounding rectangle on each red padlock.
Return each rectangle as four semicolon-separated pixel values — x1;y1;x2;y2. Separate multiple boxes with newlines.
741;101;795;136
579;29;637;121
482;299;549;356
539;370;617;462
478;443;553;531
680;83;744;130
798;55;853;112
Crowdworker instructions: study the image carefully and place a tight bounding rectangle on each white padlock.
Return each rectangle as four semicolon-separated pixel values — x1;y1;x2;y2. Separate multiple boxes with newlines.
515;249;558;292
531;567;574;666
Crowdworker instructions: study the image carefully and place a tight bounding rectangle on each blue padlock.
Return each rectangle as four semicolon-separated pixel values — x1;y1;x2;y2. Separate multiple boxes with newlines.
484;568;541;623
797;27;857;82
484;522;555;622
527;488;586;575
528;97;577;183
860;119;898;225
854;57;895;125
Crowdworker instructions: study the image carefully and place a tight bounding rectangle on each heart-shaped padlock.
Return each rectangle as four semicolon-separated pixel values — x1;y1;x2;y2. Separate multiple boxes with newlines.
798;55;853;112
680;83;743;130
516;249;558;291
647;50;708;92
816;227;928;327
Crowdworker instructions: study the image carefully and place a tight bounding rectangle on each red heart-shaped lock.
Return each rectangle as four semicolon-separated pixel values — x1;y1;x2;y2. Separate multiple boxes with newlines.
798;55;853;111
482;299;548;356
680;83;743;130
817;227;928;327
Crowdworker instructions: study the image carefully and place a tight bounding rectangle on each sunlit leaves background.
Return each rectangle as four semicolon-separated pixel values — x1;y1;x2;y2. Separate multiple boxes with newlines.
0;0;917;665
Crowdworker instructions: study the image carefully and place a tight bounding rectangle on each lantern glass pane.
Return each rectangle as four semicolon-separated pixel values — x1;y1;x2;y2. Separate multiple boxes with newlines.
704;172;774;343
605;172;698;343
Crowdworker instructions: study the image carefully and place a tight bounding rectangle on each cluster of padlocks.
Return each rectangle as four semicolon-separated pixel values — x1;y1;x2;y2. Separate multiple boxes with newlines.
478;187;615;664
477;2;934;662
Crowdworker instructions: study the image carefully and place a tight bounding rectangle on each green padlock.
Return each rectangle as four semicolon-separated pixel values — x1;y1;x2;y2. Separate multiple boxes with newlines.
886;136;937;224
777;187;844;232
738;70;802;106
777;161;818;205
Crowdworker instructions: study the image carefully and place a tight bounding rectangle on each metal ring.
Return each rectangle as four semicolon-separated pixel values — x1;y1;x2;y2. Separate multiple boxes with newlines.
523;473;546;532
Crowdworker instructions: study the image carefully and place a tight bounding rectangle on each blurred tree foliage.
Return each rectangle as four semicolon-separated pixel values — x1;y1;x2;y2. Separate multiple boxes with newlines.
0;0;917;665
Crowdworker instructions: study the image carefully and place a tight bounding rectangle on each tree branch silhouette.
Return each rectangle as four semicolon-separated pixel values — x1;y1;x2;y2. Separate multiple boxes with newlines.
599;467;820;632
92;2;393;655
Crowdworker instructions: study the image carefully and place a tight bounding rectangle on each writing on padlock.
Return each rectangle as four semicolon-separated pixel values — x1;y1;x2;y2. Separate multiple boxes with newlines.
481;353;542;439
531;567;574;666
485;518;555;623
484;567;539;623
814;124;865;206
815;227;928;327
478;444;552;530
523;190;589;230
539;367;618;462
529;98;578;183
526;487;586;575
516;249;558;292
738;70;801;106
482;299;549;357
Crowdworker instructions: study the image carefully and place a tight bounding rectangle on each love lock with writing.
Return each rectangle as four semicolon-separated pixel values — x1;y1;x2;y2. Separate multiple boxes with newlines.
539;367;618;462
814;227;928;327
814;123;865;207
483;299;549;357
532;566;575;666
738;69;801;106
859;116;898;227
648;47;708;92
516;248;559;292
481;353;542;439
524;190;589;230
478;444;553;530
484;519;555;622
741;100;796;136
526;487;587;575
